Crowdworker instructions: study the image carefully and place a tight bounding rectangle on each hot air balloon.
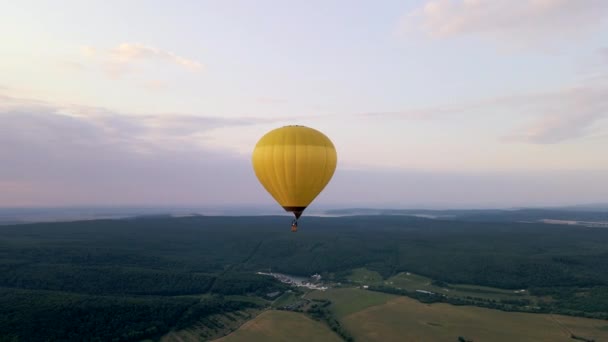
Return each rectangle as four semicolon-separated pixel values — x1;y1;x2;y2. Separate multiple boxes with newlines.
252;125;337;232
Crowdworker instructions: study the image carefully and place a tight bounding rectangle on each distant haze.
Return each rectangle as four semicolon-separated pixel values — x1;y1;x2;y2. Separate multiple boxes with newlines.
1;1;608;208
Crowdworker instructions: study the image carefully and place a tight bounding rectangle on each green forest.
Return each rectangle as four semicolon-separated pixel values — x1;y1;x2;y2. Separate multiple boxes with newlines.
1;214;608;341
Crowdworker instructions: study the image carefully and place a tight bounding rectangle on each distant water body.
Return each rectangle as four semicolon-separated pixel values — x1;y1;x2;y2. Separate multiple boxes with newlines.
0;206;329;225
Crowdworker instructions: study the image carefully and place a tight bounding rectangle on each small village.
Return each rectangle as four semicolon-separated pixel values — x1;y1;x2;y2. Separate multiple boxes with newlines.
256;271;329;291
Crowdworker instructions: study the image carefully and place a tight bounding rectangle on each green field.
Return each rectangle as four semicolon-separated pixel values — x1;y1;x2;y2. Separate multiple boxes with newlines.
343;295;608;342
385;271;538;303
346;268;384;285
305;288;395;318
220;288;608;342
271;290;302;308
215;310;342;342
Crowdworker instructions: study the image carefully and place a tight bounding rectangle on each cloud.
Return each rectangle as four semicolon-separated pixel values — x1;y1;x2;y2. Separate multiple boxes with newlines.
360;105;467;120
401;0;608;46
0;95;272;207
0;93;53;112
57;60;86;71
0;94;270;156
255;97;288;104
108;43;203;71
323;168;608;209
358;78;608;144
2;93;607;208
81;43;204;79
143;80;169;91
80;46;97;57
501;85;608;143
601;48;608;63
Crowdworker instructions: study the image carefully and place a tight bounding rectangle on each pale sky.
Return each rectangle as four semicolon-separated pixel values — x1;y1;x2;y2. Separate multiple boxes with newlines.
1;0;608;208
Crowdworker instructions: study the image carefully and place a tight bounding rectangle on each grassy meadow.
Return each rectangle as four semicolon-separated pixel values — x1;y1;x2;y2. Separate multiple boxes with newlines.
385;271;538;303
215;310;342;342
305;288;396;318
343;296;608;342
219;288;608;342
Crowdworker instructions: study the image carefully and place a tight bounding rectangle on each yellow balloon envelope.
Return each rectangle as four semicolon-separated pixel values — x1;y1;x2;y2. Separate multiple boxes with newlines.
252;125;337;219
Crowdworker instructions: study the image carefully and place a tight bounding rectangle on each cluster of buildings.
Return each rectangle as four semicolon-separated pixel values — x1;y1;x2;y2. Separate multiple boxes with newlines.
257;271;328;291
